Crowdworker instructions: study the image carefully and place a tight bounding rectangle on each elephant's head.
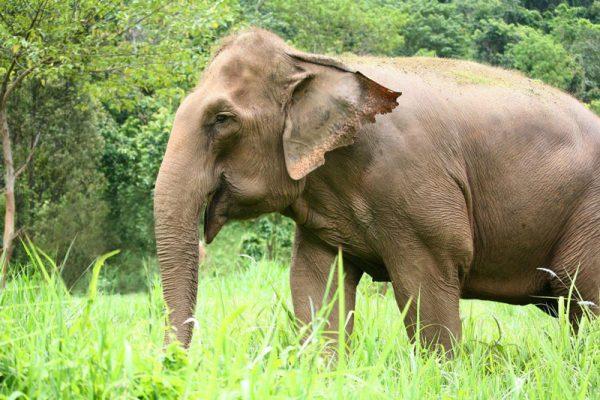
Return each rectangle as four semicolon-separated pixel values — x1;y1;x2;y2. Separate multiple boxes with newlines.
154;28;400;347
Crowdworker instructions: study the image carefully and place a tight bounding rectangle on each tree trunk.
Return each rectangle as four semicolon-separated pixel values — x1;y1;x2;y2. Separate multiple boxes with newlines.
1;107;16;289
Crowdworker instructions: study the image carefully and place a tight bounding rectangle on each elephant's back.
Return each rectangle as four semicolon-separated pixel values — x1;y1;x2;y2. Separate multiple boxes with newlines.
345;54;600;155
345;55;597;126
344;55;560;99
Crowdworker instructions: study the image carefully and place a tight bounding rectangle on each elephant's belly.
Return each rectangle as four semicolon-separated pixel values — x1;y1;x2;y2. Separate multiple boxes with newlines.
344;253;390;282
459;206;567;304
460;265;550;305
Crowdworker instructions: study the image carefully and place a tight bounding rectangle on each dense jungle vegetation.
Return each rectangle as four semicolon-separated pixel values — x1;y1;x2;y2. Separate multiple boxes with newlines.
1;0;599;290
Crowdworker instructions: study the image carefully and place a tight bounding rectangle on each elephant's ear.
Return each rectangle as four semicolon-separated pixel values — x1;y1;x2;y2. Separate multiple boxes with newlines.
282;51;401;180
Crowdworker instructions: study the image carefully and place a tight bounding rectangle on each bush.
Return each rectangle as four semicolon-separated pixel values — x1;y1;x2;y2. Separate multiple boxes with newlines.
401;0;473;58
473;19;519;65
549;4;600;101
506;27;580;90
589;100;600;116
240;214;294;262
245;0;406;55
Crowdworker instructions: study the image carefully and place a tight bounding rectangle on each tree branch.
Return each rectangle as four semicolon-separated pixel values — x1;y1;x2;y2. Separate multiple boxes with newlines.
113;2;171;39
0;0;49;104
25;0;49;42
1;65;36;108
89;2;172;49
15;131;41;179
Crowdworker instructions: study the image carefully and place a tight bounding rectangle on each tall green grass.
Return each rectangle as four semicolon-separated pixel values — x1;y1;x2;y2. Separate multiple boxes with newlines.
0;244;598;399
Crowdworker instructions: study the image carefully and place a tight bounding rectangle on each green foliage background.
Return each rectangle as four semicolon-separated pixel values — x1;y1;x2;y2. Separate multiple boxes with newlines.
1;0;599;290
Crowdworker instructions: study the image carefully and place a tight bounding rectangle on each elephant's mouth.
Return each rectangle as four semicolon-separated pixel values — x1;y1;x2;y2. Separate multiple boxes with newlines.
203;182;228;244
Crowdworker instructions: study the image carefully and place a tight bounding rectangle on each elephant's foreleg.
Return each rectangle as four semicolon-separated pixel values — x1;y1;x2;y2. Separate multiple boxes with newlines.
290;228;362;342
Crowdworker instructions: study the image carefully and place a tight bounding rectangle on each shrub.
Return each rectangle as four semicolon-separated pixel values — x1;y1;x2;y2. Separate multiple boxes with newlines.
506;27;579;90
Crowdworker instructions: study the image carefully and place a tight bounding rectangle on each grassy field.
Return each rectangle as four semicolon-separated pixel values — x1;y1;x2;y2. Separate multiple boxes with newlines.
0;242;599;399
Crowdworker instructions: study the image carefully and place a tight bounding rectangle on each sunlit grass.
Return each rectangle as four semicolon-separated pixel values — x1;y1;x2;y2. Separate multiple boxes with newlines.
0;246;598;399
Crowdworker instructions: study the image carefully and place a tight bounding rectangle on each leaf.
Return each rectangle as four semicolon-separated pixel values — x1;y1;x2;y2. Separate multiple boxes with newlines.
87;249;120;303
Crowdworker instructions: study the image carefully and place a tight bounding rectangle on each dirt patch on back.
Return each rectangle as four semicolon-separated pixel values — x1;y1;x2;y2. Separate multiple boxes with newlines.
340;55;564;99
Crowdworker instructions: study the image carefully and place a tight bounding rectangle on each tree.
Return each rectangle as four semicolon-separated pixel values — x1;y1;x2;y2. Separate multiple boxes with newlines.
243;0;406;56
549;4;600;101
8;78;110;284
472;18;518;65
0;0;228;287
505;27;580;90
522;0;594;12
401;0;473;58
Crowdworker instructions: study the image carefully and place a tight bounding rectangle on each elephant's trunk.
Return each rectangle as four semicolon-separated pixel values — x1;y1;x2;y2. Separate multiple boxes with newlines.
153;112;213;348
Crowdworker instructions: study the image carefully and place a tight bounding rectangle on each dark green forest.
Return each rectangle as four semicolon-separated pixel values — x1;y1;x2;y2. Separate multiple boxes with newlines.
1;0;599;290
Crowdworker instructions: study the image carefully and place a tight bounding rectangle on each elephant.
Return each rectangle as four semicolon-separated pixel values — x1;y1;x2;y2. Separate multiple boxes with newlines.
154;28;600;350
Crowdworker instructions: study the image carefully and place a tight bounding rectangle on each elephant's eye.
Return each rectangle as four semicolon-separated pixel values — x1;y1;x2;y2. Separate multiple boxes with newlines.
214;112;233;125
207;111;240;144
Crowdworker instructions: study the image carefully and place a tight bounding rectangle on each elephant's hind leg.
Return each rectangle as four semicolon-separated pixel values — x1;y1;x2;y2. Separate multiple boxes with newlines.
546;185;600;326
385;242;465;354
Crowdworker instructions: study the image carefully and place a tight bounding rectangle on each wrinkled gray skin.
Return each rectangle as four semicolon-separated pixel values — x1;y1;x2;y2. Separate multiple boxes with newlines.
154;29;600;350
